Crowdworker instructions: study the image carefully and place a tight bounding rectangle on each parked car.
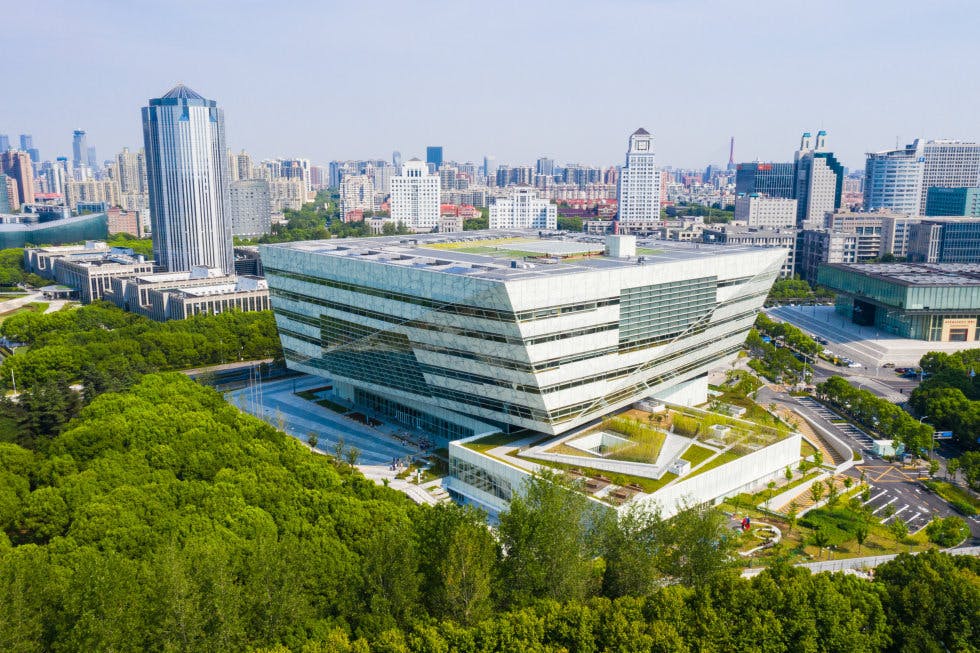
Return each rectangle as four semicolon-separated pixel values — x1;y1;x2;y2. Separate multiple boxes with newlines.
883;362;895;368
848;362;863;368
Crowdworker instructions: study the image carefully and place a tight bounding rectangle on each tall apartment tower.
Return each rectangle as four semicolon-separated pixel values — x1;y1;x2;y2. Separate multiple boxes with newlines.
142;84;234;274
72;130;87;169
390;159;439;231
794;130;843;227
116;147;142;193
864;139;925;214
616;128;660;227
918;140;980;214
0;135;9;152
489;187;557;230
1;150;35;206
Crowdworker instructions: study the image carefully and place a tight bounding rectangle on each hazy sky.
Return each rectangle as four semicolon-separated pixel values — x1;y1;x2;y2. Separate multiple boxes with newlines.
3;0;978;170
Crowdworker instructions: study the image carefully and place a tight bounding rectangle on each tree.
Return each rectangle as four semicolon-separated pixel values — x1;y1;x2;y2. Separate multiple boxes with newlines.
333;436;346;462
925;516;969;547
766;481;777;508
809;481;825;505
785;466;793;482
497;470;603;606
345;446;361;468
601;504;666;598
889;518;908;543
306;432;318;449
928;458;940;478
811;528;830;558
415;504;497;625
854;522;869;553
812;450;823;468
785;502;798;533
825;479;839;507
660;501;738;588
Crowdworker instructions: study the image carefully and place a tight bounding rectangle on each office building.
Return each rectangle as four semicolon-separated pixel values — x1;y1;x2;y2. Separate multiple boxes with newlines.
142;84;234;274
262;231;785;439
907;219;980;264
488;187;557;230
925;187;980;217
702;226;797;278
72;130;87;169
819;262;980;341
426;146;443;170
919;140;980;214
616;128;660;232
25;242;155;303
864;140;925;214
735;162;795;198
1;150;35;206
65;179;120;211
797;230;859;283
794;131;843;227
107;266;269;321
392;151;402;169
19;135;39;163
228;180;272;237
733;194;797;229
0;135;9;152
389;159;439;231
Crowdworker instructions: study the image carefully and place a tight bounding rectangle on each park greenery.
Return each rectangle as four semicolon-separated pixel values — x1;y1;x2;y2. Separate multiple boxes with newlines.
910;349;980;451
557;215;583;232
0;249;48;290
106;233;155;258
766;277;835;304
663;202;734;223
817;376;934;457
0;302;281;449
2;377;976;653
745;314;822;385
0;302;976;650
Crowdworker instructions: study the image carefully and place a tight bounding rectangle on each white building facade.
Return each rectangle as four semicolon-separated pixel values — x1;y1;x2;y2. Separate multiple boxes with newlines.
864;139;925;215
142;84;234;275
390;159;440;231
919;140;980;214
489;187;557;230
616;128;661;229
734;194;798;229
262;233;785;440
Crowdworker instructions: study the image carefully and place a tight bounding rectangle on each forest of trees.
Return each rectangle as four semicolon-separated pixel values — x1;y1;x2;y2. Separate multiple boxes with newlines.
0;372;977;652
0;302;280;449
910;349;980;451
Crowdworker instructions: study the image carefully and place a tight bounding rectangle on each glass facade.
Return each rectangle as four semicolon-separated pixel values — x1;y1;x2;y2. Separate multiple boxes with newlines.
735;162;795;198
263;237;783;435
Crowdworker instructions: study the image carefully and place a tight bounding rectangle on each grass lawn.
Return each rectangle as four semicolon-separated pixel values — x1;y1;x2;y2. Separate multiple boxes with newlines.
923;480;980;515
463;432;534;454
0;302;49;324
423;237;533;251
544;442;600;458
684;450;741;478
801;440;818;459
681;444;715;466
0;294;27;303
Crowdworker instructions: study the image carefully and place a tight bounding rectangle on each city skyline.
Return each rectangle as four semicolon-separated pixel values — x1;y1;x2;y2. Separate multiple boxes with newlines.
2;1;979;169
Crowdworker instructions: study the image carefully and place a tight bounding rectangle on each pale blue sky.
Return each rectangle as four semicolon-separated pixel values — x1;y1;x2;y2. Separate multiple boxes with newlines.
3;0;978;169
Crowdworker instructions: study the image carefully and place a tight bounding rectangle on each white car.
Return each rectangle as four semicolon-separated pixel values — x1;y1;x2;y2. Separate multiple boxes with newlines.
847;362;863;368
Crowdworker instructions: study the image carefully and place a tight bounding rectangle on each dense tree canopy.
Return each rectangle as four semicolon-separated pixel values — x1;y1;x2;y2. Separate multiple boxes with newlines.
1;373;977;652
910;349;980;450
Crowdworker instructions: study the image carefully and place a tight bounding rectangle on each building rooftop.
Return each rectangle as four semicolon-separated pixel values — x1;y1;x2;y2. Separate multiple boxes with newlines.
826;262;980;287
263;230;770;282
160;84;205;100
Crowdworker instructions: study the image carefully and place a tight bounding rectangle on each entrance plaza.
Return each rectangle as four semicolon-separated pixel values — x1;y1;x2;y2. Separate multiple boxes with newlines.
226;375;421;466
769;305;974;368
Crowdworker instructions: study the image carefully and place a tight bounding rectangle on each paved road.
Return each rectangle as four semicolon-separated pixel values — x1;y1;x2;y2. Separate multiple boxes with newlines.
226;375;420;466
759;387;980;544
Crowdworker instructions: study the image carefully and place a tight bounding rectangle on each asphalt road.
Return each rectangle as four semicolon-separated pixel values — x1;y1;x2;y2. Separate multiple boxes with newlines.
758;386;980;545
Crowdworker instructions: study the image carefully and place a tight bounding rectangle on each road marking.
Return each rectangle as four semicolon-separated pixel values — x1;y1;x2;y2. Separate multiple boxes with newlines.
872;497;898;515
905;512;921;525
882;504;909;523
863;490;887;505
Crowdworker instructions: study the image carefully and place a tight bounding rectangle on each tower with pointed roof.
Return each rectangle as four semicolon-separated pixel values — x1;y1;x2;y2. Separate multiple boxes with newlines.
142;84;234;274
616;128;661;230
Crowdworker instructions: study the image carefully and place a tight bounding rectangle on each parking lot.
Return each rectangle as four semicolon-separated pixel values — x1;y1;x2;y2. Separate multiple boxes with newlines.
796;396;878;456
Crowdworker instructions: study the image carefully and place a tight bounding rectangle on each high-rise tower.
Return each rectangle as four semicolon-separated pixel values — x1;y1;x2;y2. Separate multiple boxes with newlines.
142;84;233;274
72;130;87;169
616;128;660;228
794;130;843;227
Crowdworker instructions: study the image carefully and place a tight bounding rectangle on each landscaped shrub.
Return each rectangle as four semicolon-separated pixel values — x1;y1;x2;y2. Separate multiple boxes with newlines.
671;413;701;437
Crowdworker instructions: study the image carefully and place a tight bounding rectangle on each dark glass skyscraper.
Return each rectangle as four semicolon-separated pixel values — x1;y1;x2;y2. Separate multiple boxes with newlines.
426;146;443;169
142;84;234;274
735;162;795;198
